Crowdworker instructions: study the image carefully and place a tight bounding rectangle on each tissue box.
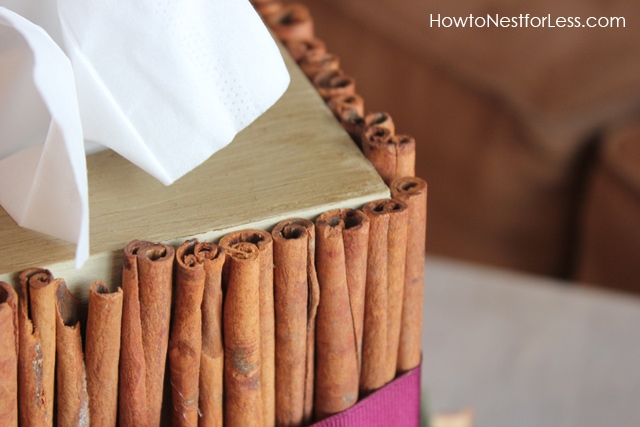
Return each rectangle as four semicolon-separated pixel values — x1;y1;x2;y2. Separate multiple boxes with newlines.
0;40;422;425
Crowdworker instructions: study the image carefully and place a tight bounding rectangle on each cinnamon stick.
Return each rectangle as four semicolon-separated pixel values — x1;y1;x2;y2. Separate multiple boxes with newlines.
283;37;326;64
361;199;409;393
55;280;89;426
299;53;340;80
265;3;314;42
364;112;395;136
251;0;284;18
194;242;226;427
313;69;356;101
341;111;367;147
223;241;263;427
85;281;123;427
362;126;415;185
169;239;206;427
0;282;18;427
17;268;57;426
327;94;365;123
391;135;416;180
317;209;369;371
220;230;275;427
271;218;320;426
119;240;174;427
390;177;428;372
314;211;365;420
359;203;389;394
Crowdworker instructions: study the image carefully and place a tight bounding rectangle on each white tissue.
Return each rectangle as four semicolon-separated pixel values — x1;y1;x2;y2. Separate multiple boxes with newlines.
0;0;290;268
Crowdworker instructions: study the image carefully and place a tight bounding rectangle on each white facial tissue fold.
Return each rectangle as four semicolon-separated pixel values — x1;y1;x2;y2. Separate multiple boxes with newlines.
0;0;291;268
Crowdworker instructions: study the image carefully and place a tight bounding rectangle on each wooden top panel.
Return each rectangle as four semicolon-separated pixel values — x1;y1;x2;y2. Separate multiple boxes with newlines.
0;45;388;294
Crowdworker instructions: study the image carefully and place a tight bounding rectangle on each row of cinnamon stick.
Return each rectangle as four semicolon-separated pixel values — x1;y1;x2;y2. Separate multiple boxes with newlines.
252;0;416;185
0;269;121;427
0;178;425;427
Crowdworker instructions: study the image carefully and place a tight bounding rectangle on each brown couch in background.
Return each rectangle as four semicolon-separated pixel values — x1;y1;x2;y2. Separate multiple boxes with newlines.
295;0;640;290
576;120;640;293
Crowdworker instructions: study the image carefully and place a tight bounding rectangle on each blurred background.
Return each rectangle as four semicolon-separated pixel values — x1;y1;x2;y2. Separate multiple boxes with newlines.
294;0;640;294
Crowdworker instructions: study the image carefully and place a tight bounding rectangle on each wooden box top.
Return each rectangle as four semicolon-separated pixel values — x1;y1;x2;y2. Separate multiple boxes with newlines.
0;46;389;296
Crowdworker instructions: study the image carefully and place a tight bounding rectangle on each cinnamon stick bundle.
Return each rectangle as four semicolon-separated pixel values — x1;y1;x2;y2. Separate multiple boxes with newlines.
55;281;89;426
85;281;123;427
314;210;368;420
361;199;409;394
362;126;415;185
119;240;174;427
169;239;207;427
17;268;57;426
272;218;320;427
220;230;275;427
0;282;18;427
194;242;226;427
390;177;428;372
223;241;263;427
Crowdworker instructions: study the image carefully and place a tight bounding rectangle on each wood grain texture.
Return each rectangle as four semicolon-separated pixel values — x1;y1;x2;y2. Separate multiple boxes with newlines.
0;42;388;296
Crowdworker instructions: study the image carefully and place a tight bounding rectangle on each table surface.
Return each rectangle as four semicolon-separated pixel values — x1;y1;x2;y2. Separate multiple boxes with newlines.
0;43;388;296
421;255;640;427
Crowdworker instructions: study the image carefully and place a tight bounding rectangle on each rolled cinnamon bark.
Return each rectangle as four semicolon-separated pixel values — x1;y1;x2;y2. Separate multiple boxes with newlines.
383;201;409;380
362;126;394;182
284;37;326;64
223;241;263;427
390;177;428;372
299;52;340;80
18;268;57;426
393;135;416;179
299;220;320;426
359;202;390;394
55;280;89;426
328;93;365;123
85;281;123;427
220;230;275;427
265;3;314;42
194;242;226;427
364;112;395;136
119;240;175;427
271;218;320;427
0;282;18;427
341;210;370;371
317;209;369;372
313;69;356;101
251;0;283;18
119;241;149;427
341;111;367;147
170;239;206;427
362;127;416;185
361;199;409;393
314;211;365;420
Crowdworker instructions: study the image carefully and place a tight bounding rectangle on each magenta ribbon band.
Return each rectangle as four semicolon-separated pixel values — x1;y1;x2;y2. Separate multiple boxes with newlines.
310;363;421;427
